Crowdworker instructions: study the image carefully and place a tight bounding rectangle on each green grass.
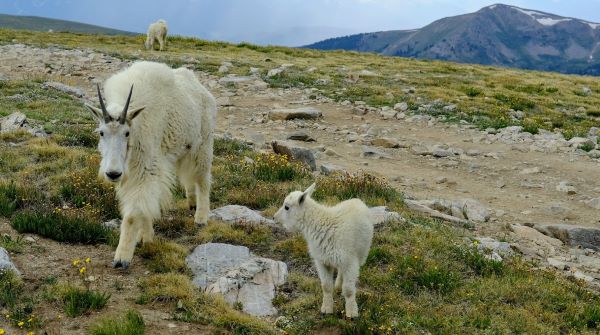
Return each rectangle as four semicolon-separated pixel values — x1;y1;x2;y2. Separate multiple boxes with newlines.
11;209;114;244
61;286;110;317
90;309;145;335
0;234;25;253
137;239;189;274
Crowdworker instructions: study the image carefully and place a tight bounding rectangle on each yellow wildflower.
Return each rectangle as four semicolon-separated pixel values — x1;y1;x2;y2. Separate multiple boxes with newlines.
0;328;5;335
72;259;81;266
18;321;24;327
79;267;86;274
85;257;91;263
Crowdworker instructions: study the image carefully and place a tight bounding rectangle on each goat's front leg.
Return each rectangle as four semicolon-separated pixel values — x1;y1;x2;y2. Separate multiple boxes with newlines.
113;215;141;269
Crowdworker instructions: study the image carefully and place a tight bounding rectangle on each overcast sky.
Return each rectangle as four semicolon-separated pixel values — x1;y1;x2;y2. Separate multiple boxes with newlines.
2;0;600;46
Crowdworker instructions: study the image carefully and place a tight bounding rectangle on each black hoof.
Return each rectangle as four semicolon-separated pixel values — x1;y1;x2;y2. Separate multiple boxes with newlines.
195;221;207;227
189;205;197;211
112;260;130;269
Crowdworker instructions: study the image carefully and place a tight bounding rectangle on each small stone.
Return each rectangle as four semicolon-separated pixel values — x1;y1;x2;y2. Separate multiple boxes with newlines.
287;132;316;142
324;148;341;157
556;181;576;195
432;148;452;158
410;145;432;156
394;102;408;112
361;146;390;159
435;177;448;184
585;198;600;210
520;167;541;175
320;163;344;175
466;149;480;157
371;138;400;148
102;219;120;230
268;107;322;121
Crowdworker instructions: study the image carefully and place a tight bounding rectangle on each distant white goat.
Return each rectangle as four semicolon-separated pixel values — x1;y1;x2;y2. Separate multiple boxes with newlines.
274;183;374;318
85;61;216;269
145;19;168;51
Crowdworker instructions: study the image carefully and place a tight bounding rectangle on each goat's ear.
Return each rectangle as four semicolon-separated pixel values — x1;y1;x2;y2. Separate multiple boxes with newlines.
299;183;316;205
85;104;104;122
127;106;146;122
304;183;316;197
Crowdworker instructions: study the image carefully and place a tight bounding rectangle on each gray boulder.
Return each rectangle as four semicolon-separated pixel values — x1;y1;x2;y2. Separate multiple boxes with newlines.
209;205;275;225
0;247;20;275
186;243;287;317
534;224;600;250
474;237;513;261
0;111;27;132
272;141;316;171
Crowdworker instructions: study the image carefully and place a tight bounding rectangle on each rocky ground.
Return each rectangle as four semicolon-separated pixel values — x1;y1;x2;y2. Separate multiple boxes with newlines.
3;43;600;331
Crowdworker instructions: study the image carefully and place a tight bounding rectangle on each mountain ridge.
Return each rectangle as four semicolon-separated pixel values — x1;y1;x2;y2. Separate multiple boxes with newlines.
0;13;137;36
306;4;600;75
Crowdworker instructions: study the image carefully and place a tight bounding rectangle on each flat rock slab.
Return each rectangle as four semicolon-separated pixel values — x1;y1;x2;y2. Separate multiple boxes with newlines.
43;81;85;98
370;206;405;225
0;247;20;275
0;111;26;132
269;107;322;121
209;205;275;225
272;140;316;171
287;132;316;142
535;224;600;250
186;243;287;317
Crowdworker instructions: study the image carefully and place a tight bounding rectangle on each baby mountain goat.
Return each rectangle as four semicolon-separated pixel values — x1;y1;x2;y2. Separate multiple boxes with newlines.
274;184;374;318
86;61;216;269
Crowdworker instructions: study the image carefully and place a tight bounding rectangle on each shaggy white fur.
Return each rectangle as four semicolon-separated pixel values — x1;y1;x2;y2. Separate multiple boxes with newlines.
274;183;374;318
145;19;168;51
86;61;216;269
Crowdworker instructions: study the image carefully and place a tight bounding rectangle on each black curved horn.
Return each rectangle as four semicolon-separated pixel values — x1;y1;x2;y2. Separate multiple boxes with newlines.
119;85;134;124
96;84;111;122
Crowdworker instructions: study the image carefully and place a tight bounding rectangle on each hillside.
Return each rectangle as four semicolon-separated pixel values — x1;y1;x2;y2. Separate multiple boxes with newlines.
0;13;137;35
306;4;600;75
2;28;600;334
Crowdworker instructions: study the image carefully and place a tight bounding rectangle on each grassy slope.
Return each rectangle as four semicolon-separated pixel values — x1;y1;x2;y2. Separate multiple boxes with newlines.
0;13;137;36
2;28;599;138
1;28;600;334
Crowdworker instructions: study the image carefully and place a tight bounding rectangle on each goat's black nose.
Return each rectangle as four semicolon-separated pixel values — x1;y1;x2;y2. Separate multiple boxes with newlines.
106;171;122;180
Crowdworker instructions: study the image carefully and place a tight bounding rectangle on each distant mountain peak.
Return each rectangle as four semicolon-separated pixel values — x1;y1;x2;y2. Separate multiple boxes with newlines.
306;4;600;75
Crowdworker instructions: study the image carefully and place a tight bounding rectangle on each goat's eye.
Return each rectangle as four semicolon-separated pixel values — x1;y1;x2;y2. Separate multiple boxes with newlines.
125;131;130;137
284;205;289;211
99;131;104;137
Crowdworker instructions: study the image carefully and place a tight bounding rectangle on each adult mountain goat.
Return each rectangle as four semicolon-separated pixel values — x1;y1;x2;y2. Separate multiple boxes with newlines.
274;183;374;318
145;19;168;51
86;61;216;269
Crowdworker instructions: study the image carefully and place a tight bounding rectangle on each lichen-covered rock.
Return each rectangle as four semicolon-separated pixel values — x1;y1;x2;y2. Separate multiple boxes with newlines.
186;243;287;316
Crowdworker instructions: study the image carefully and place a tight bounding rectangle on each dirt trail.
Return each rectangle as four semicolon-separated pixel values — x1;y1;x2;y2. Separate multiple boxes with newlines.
220;93;600;234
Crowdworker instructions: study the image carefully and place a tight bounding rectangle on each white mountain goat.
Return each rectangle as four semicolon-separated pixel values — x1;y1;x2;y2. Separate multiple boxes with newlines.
145;19;168;51
274;183;374;318
85;61;216;269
